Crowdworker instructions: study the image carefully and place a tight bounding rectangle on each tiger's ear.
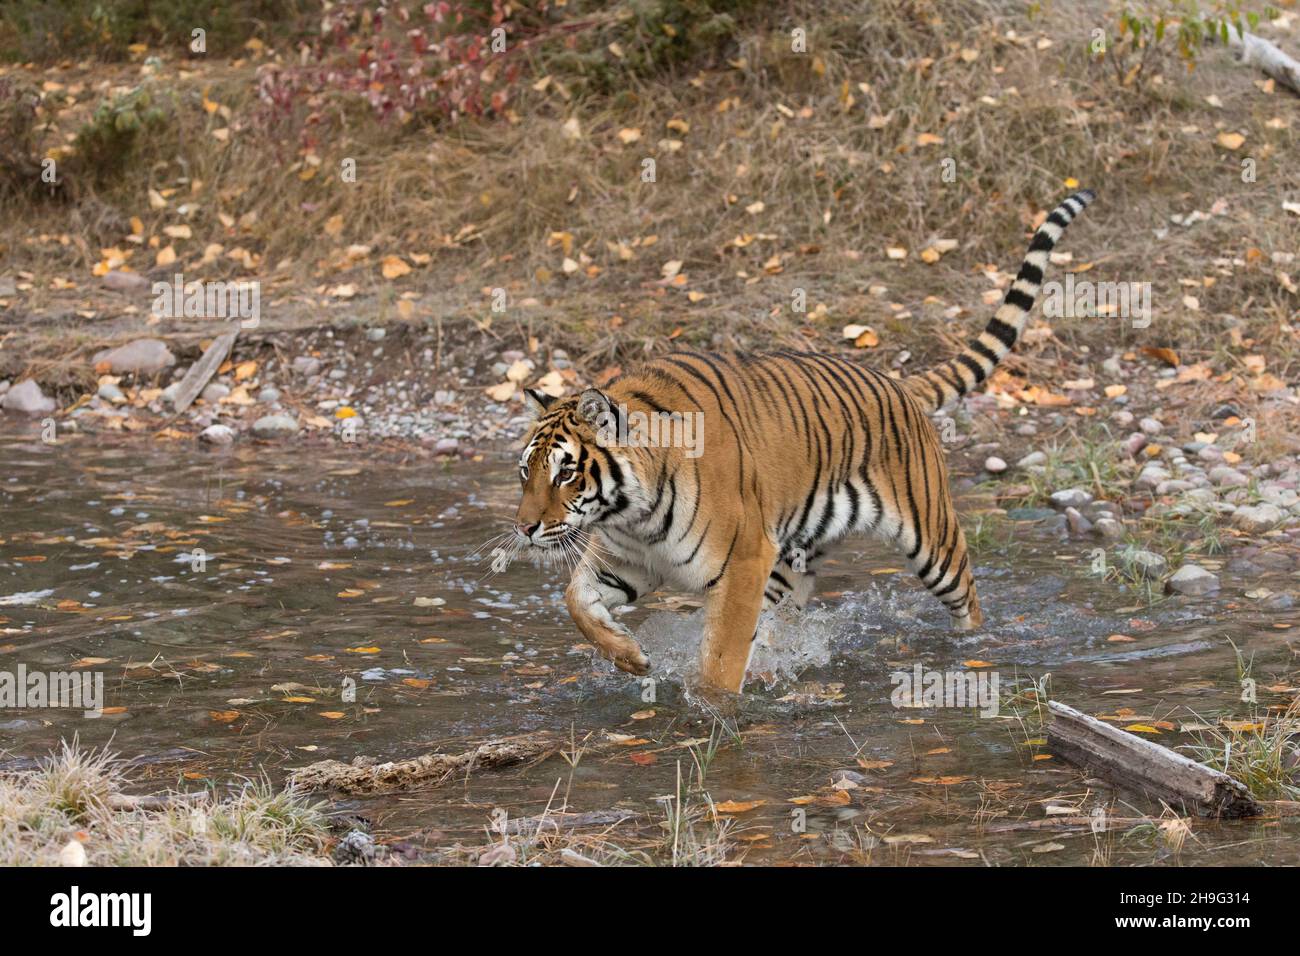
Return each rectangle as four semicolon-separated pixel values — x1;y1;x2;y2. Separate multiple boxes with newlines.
576;387;613;428
524;388;556;412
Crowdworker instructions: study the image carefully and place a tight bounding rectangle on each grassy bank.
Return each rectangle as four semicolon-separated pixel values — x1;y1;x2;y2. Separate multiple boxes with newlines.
1;0;1296;392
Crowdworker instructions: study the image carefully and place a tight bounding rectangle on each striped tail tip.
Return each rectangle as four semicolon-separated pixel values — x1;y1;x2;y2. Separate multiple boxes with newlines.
908;189;1097;413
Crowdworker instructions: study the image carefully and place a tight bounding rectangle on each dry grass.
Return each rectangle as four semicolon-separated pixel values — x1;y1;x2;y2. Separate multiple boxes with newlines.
1;0;1297;387
0;738;333;866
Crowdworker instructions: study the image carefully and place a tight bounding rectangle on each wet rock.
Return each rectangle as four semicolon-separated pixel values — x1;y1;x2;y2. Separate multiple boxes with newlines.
1049;488;1093;510
984;456;1007;474
1;380;55;415
92;338;176;375
201;383;230;403
199;424;235;445
1118;546;1168;580
1233;503;1283;534
252;413;299;438
1166;564;1219;596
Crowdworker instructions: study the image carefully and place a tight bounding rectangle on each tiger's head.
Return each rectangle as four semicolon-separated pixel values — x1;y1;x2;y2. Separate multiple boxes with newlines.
512;387;630;550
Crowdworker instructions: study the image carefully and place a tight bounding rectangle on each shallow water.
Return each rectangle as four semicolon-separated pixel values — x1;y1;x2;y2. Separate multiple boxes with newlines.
1;433;1297;865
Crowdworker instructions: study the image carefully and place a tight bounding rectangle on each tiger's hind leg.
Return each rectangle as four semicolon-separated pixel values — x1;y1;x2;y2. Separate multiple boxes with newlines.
907;492;983;631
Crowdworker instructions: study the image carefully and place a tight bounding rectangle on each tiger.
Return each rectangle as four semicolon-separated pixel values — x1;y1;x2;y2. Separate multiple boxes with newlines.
511;190;1095;693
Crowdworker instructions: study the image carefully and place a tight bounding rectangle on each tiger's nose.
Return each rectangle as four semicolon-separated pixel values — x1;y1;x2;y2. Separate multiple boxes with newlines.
516;522;541;540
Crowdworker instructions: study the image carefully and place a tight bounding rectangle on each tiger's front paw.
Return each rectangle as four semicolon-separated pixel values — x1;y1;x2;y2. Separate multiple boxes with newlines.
612;649;651;677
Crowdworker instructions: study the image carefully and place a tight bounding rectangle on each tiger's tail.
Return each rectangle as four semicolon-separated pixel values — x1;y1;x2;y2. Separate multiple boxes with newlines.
907;189;1096;414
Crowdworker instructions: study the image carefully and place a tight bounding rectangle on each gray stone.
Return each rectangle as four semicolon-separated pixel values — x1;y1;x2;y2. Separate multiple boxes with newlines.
0;380;55;415
1119;547;1168;580
1093;518;1125;541
1166;564;1220;596
1124;432;1149;457
92;338;176;375
257;387;281;403
97;382;125;403
101;270;150;293
1233;503;1283;534
984;456;1007;474
199;424;236;445
292;356;322;377
251;413;299;438
201;383;230;403
1139;417;1164;435
1049;487;1093;510
434;437;459;455
1017;451;1047;469
1065;507;1093;535
1209;465;1248;488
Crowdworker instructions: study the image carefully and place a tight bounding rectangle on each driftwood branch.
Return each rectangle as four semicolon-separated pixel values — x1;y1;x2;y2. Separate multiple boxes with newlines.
1222;23;1300;95
1047;701;1262;819
169;327;239;414
287;733;559;795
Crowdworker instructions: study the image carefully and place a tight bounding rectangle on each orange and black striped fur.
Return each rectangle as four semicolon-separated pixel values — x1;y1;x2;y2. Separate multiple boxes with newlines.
512;191;1095;693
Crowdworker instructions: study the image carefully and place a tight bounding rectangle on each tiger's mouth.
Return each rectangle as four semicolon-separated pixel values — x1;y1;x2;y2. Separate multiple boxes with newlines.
518;523;580;550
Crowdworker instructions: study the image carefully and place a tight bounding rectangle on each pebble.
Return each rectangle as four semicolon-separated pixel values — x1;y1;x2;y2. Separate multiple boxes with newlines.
97;382;125;403
1208;465;1247;488
199;424;235;445
984;456;1007;474
1139;417;1164;435
258;387;282;403
1118;546;1168;580
292;356;322;377
434;438;460;456
1093;518;1125;541
1166;564;1220;596
1049;488;1093;510
1017;451;1047;469
202;383;230;403
252;413;299;438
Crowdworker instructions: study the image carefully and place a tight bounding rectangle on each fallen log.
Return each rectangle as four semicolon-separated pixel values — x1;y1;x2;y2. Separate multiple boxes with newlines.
1047;701;1262;819
1222;23;1300;95
287;732;559;795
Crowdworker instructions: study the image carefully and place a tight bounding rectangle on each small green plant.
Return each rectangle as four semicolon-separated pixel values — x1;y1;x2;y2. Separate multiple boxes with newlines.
73;84;174;183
